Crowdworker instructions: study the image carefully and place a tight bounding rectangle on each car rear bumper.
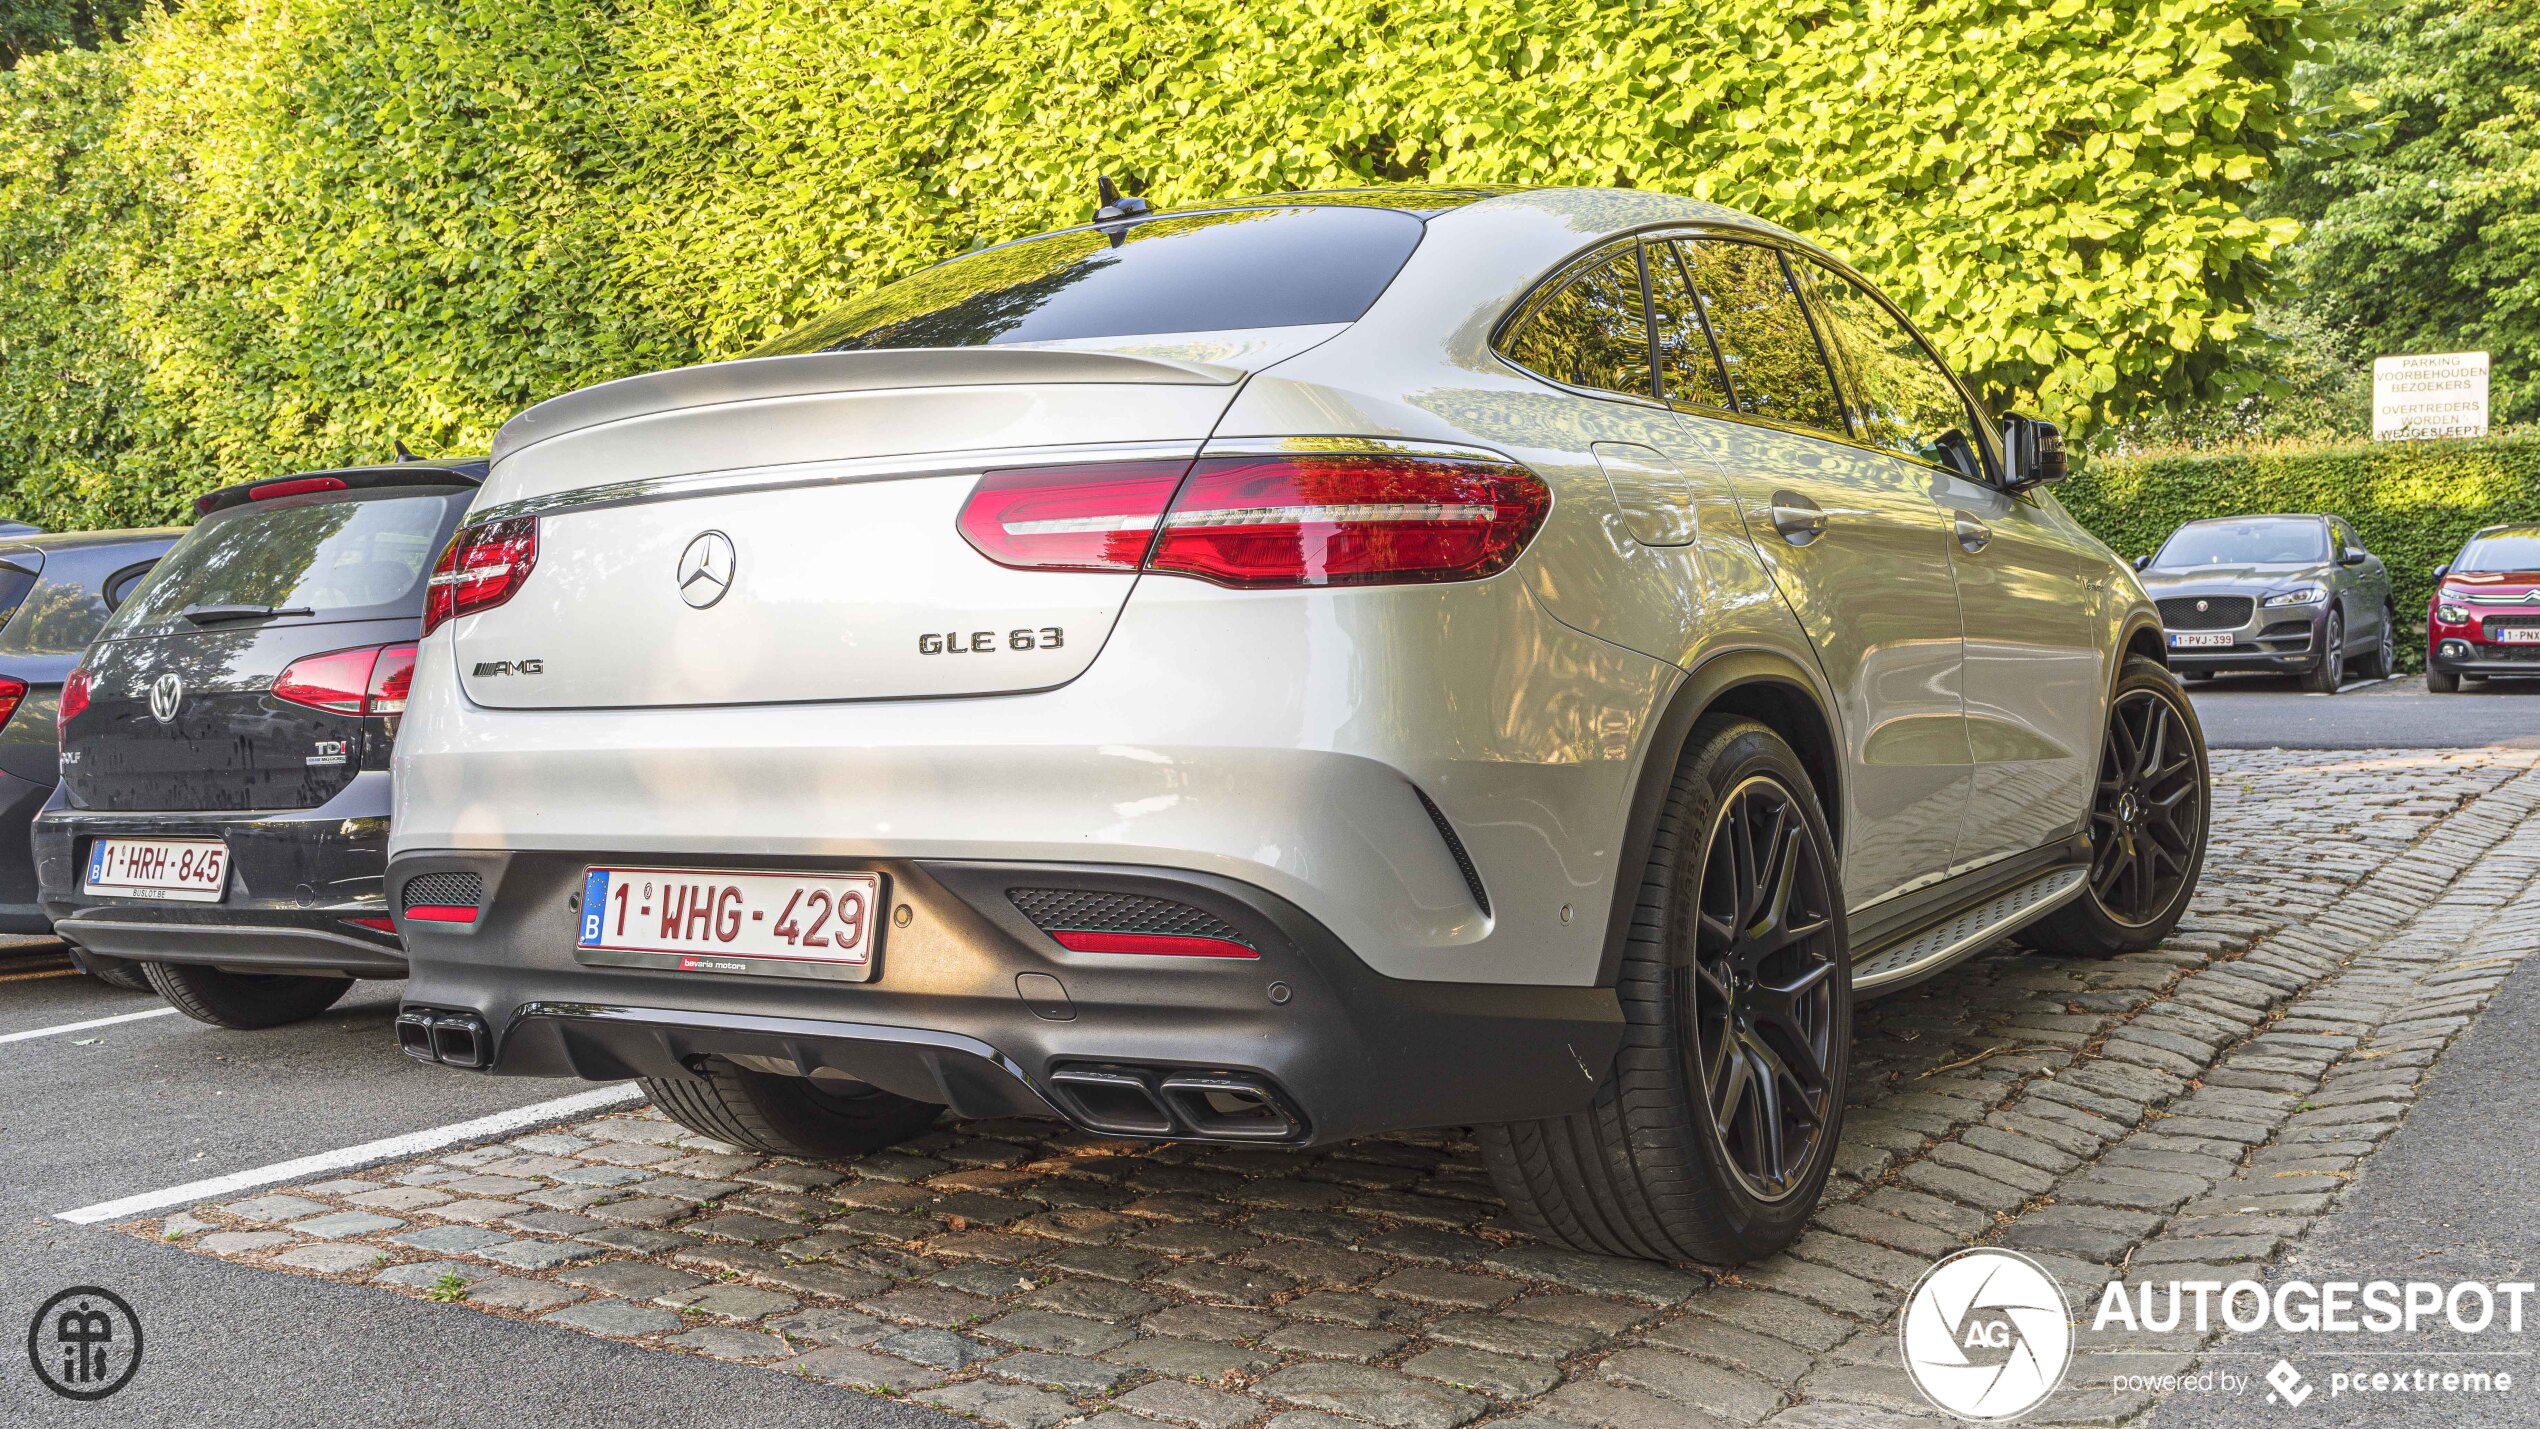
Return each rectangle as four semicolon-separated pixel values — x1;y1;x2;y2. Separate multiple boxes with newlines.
33;770;404;976
390;849;1623;1147
0;768;57;934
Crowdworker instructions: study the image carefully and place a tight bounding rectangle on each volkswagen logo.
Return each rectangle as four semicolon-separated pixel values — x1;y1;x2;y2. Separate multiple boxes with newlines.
675;531;736;610
147;673;183;725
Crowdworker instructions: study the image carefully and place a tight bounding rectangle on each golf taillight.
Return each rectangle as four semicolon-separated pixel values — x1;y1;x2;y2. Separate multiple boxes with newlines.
57;667;90;730
273;642;418;717
424;516;537;636
956;452;1548;589
0;677;24;733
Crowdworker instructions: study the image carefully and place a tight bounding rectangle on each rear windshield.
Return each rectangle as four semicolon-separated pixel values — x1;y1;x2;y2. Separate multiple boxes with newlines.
107;488;469;637
2457;533;2540;574
749;206;1427;356
2151;518;2329;569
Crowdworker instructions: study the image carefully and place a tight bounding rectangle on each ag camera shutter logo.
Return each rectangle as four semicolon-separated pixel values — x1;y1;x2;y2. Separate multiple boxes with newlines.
1901;1248;2074;1420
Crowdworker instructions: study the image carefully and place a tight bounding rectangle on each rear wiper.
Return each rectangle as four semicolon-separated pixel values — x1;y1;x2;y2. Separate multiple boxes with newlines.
179;602;315;626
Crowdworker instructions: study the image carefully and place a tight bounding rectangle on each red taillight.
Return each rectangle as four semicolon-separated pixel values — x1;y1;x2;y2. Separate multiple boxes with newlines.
0;677;24;733
955;452;1548;589
1048;929;1259;959
344;915;399;933
273;643;416;717
249;475;348;501
424;516;537;636
367;643;418;715
956;461;1188;573
1153;454;1550;588
56;668;90;731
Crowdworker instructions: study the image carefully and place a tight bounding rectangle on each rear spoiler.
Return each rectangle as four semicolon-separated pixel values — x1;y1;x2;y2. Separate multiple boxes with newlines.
193;460;489;517
489;343;1293;467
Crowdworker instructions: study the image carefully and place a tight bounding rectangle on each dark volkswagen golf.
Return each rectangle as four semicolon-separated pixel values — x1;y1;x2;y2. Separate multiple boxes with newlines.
35;459;485;1027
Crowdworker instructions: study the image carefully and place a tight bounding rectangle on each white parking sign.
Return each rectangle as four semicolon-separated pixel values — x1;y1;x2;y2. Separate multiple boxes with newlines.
2374;351;2489;439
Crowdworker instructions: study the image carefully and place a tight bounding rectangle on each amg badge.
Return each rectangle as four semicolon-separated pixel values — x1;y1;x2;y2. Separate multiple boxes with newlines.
472;659;546;677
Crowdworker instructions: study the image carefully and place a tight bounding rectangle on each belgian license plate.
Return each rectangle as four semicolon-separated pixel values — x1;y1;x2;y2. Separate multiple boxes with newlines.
83;837;229;902
575;867;883;981
2169;631;2233;649
2497;627;2540;644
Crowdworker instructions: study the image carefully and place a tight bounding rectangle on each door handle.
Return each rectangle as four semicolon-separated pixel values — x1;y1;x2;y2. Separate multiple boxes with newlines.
1953;513;1991;554
1769;492;1828;546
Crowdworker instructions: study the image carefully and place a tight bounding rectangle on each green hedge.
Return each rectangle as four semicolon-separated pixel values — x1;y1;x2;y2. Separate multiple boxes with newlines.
0;0;2331;530
2062;432;2540;634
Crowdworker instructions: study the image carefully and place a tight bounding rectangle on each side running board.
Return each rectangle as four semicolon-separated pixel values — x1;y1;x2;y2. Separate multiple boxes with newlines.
1850;865;2089;996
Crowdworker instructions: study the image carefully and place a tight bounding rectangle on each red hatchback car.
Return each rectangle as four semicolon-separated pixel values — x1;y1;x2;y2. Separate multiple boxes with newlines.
2427;524;2540;691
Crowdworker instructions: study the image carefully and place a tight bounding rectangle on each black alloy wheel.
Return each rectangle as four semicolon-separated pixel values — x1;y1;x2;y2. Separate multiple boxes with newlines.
2088;687;2204;925
1686;774;1842;1202
2304;610;2345;693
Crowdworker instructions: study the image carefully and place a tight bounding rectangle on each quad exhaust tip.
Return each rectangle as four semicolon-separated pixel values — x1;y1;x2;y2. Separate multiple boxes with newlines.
1046;1062;1304;1143
396;1008;490;1069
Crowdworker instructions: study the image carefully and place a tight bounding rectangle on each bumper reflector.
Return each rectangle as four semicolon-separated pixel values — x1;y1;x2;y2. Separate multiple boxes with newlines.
403;905;480;924
1048;929;1259;959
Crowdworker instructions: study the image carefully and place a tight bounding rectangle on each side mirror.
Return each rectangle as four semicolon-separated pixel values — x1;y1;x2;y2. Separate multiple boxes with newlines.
2000;414;2068;490
2434;563;2451;579
2132;554;2152;572
2339;548;2369;566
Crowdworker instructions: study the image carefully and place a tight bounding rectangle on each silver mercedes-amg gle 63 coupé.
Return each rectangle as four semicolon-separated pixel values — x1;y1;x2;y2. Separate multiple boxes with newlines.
388;186;2209;1263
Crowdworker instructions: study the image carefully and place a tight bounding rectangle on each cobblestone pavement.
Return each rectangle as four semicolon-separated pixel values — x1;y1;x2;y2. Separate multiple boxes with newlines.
124;749;2540;1428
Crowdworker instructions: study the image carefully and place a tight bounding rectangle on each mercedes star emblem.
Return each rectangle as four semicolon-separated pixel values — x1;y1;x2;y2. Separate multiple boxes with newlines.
148;672;183;724
676;531;736;610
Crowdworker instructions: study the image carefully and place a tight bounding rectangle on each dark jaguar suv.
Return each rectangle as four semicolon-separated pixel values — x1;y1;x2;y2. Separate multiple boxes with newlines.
35;458;484;1027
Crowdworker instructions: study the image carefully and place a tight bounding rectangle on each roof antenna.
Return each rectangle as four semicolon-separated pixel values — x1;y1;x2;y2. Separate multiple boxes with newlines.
1093;175;1150;245
392;439;420;463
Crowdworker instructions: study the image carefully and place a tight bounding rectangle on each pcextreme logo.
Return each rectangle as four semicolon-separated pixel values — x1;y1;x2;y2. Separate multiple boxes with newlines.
1901;1248;2074;1420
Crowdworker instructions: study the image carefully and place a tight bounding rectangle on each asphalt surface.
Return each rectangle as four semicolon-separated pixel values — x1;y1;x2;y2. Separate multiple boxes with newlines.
0;945;950;1427
2187;672;2540;749
2143;936;2540;1428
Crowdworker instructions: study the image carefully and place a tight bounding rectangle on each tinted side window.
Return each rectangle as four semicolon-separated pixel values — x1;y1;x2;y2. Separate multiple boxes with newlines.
1645;243;1736;411
1801;261;1977;471
105;562;156;609
1500;248;1655;399
1676;241;1846;435
751;207;1426;354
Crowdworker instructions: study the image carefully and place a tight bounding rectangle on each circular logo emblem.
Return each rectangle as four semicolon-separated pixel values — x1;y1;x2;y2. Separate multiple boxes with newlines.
675;531;736;609
2194;599;2209;613
147;672;183;724
26;1286;143;1401
1900;1248;2071;1421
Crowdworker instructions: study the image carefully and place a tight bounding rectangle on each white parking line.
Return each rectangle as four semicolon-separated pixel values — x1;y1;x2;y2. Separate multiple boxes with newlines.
0;1006;181;1044
56;1082;644;1224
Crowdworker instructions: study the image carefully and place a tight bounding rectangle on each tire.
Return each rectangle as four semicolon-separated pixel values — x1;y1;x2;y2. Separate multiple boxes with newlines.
2027;657;2210;958
2300;611;2344;693
1479;716;1849;1265
643;1060;942;1158
2427;668;2461;693
85;961;151;991
142;962;353;1029
2356;606;2397;679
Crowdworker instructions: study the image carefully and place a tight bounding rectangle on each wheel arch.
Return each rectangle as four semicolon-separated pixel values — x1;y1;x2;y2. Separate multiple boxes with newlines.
1595;646;1844;986
2120;615;2168;676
